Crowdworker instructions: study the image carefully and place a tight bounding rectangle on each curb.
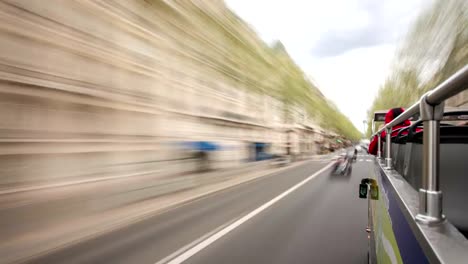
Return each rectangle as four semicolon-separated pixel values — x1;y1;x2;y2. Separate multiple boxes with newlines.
0;160;271;196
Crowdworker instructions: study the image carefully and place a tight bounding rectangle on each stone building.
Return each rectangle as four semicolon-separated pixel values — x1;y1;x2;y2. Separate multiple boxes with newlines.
0;0;336;187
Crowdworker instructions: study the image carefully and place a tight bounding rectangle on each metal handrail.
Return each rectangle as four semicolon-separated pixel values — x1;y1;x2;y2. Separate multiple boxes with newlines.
370;64;468;225
372;65;468;138
426;65;468;105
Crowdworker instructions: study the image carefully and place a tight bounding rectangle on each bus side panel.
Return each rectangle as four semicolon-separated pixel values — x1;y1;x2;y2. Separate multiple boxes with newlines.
376;167;429;263
372;166;404;264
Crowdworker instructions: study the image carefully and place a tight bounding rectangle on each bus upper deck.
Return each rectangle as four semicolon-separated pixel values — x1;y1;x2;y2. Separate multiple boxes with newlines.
362;65;468;263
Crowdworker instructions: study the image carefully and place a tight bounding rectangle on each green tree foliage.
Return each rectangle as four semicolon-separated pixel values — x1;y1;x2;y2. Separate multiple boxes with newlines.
366;0;467;136
270;42;361;140
148;0;361;140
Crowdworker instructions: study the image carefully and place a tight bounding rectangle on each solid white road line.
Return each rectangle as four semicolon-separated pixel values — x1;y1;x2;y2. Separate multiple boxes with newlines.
154;218;239;264
161;162;334;264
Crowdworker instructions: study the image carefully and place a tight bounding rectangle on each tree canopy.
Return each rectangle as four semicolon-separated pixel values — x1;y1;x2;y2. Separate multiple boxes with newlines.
366;0;467;136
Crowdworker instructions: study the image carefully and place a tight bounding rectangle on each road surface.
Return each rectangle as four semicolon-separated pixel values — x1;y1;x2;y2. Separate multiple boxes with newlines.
27;154;375;264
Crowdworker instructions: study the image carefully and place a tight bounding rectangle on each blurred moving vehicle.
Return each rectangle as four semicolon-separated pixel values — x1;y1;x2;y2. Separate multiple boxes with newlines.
355;145;362;152
359;67;468;264
352;147;358;162
330;153;352;175
359;139;370;153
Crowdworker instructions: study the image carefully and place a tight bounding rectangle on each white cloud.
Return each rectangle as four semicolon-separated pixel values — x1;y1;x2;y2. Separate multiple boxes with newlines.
225;0;428;132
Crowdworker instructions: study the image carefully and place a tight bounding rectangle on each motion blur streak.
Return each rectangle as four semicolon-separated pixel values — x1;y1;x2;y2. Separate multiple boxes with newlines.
0;1;356;263
0;0;354;189
366;0;468;135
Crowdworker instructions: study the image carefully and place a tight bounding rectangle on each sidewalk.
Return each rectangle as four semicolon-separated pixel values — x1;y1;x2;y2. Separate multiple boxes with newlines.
0;158;327;263
0;159;199;195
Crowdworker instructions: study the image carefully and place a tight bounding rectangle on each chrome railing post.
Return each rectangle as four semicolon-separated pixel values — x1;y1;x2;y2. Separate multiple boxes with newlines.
416;93;445;224
385;127;392;169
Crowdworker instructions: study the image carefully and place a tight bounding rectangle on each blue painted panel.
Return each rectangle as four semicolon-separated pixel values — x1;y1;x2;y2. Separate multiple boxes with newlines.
379;168;429;264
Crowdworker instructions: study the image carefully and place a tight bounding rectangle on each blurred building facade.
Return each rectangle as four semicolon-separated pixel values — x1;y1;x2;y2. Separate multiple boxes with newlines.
0;0;343;188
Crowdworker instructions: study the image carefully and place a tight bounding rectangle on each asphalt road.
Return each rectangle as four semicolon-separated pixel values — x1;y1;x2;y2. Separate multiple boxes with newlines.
27;154;375;264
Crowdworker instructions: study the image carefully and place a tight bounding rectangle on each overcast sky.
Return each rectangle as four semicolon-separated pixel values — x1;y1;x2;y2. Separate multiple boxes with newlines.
225;0;430;133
